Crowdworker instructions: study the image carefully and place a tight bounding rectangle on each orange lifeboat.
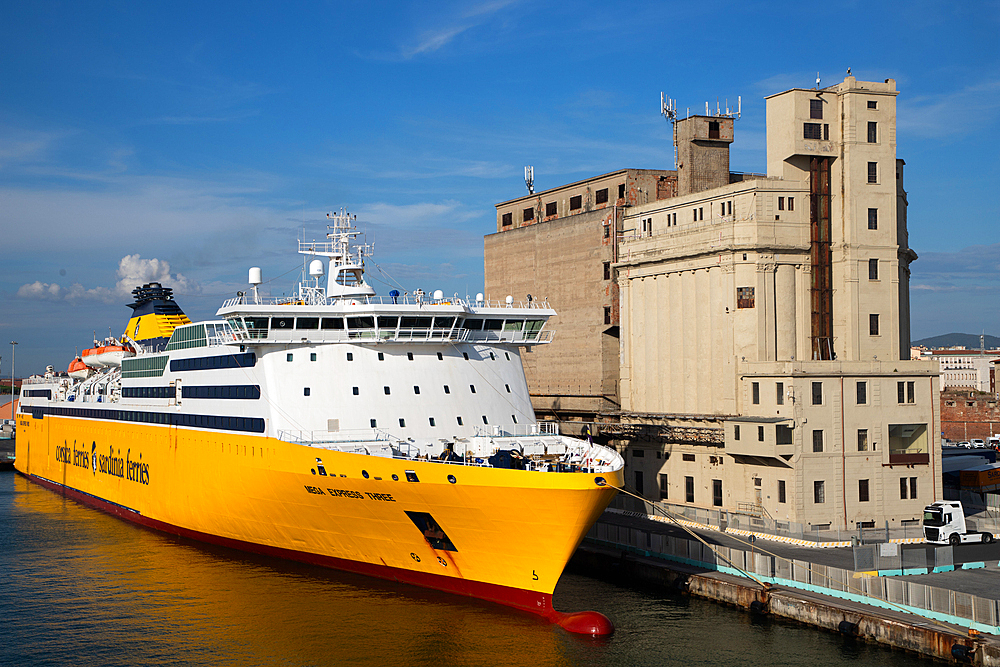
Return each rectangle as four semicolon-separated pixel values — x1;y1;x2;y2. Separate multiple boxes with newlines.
67;356;92;380
81;337;135;368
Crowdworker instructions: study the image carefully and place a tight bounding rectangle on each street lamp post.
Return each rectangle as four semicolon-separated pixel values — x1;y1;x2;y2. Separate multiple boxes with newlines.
10;341;16;403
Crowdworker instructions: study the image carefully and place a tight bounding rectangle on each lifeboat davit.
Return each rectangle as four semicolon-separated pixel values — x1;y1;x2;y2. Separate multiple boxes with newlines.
67;356;92;380
81;338;135;368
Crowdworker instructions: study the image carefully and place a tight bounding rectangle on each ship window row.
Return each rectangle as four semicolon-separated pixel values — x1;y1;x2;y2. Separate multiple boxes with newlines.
170;352;257;372
30;405;265;433
367;415;511;429
345;383;516;397
165;324;208;350
241;316;543;336
24;389;52;398
122;356;169;378
125;384;260;400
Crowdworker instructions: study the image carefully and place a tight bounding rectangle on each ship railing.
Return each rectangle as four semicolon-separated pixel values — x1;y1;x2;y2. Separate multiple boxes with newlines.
224;326;554;345
219;294;551;310
472;421;560;438
277;428;393;446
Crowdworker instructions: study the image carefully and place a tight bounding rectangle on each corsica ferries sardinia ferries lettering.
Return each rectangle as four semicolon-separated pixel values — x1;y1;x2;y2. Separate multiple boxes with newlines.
14;212;625;637
56;441;149;485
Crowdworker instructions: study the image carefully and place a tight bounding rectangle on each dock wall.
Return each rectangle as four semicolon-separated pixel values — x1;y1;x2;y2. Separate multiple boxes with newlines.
581;521;1000;664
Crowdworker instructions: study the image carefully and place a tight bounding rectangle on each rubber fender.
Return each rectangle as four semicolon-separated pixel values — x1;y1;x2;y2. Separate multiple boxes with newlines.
951;644;973;663
749;600;767;615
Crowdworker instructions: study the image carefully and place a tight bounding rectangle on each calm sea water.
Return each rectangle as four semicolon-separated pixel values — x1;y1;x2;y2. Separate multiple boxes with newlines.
0;471;928;667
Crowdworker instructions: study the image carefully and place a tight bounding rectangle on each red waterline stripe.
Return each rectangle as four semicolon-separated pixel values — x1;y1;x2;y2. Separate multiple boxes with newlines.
23;472;572;620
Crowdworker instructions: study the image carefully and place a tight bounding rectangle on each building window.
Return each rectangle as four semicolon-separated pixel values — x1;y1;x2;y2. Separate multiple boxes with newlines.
858;429;869;451
788;197;794;211
545;202;557;217
859;479;870;502
804;123;822;139
596;188;609;204
699;207;704;220
633;448;645;458
641;217;652;236
869;258;879;280
752;382;760;404
604;306;611;325
776;382;784;405
682;453;695;462
776;425;793;445
900;477;908;499
778;480;786;504
812;429;824;453
907;381;915;403
869;313;879;336
734;425;740;441
778;196;784;211
708;121;720;139
618;183;626;200
501;212;513;226
812;381;823;405
824;124;829;140
814;480;825;504
713;479;723;507
737;286;755;308
758;425;765;442
522;207;534;222
867;121;877;143
857;381;867;405
604;225;610;238
603;262;611;280
868;208;878;230
910;477;917;499
685;476;695;503
867;162;877;184
659;474;668;500
867;100;878;109
570;195;582;211
810;98;823;119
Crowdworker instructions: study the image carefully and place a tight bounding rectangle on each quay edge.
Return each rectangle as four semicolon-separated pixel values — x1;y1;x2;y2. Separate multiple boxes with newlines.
572;543;1000;665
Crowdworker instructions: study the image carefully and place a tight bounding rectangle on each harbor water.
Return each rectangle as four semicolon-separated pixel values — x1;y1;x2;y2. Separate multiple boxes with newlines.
1;470;929;666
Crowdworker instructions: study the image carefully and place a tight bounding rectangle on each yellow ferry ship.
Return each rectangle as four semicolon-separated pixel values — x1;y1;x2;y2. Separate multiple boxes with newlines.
15;211;623;634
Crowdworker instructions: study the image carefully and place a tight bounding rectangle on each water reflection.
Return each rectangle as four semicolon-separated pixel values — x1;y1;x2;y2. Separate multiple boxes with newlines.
1;473;927;666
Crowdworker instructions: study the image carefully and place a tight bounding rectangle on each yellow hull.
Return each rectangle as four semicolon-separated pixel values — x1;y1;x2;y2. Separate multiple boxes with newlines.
15;412;621;613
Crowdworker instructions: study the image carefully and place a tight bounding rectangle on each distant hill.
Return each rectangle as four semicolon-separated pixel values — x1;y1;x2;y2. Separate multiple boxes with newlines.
912;333;1000;349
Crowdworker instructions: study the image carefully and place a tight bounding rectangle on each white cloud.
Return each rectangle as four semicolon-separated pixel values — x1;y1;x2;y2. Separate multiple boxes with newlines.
15;255;197;304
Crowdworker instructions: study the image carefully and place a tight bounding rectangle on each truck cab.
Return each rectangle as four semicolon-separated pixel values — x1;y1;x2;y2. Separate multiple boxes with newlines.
923;500;994;545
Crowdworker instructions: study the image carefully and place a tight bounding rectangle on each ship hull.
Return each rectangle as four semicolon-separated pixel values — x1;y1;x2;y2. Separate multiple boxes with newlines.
15;411;621;621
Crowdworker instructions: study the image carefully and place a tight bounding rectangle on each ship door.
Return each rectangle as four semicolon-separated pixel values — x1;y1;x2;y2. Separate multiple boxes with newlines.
173;379;182;406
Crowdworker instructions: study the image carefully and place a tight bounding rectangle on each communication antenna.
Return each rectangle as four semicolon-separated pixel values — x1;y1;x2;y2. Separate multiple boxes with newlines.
524;166;534;195
816;72;821;88
661;92;678;168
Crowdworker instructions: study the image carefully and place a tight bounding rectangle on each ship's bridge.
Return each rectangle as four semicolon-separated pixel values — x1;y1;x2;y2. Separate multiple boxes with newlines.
217;295;555;345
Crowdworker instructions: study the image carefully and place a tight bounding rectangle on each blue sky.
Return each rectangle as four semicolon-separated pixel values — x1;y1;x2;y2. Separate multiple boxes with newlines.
1;0;998;375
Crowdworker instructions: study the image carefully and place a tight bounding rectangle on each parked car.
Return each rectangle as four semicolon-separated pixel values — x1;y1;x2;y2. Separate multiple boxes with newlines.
971;439;986;448
958;441;972;448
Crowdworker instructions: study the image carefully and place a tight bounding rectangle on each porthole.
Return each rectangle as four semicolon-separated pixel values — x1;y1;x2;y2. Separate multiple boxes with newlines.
437;352;443;361
407;352;414;361
447;474;457;484
378;352;384;361
362;470;370;479
392;474;399;481
463;352;469;360
311;469;316;475
505;352;510;361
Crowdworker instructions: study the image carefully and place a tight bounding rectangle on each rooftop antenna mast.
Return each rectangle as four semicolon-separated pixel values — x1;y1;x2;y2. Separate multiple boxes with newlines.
524;166;534;195
661;92;678;168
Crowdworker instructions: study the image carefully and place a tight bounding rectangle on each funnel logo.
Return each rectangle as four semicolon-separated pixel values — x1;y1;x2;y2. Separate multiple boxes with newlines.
91;443;97;474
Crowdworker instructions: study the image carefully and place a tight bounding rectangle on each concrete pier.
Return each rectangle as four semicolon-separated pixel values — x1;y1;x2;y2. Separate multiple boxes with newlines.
573;539;1000;664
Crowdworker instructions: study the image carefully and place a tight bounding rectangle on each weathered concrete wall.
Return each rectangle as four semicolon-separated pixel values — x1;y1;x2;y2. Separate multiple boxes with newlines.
573;544;1000;665
942;389;1000;441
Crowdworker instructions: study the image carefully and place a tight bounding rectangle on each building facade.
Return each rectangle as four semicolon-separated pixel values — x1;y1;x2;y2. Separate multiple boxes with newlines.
484;76;940;530
617;77;940;529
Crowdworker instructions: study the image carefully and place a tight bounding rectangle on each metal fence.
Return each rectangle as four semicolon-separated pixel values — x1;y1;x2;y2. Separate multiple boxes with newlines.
608;495;990;543
588;520;1000;632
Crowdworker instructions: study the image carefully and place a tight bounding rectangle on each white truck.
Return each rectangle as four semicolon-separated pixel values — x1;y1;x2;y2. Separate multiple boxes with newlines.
923;500;994;545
